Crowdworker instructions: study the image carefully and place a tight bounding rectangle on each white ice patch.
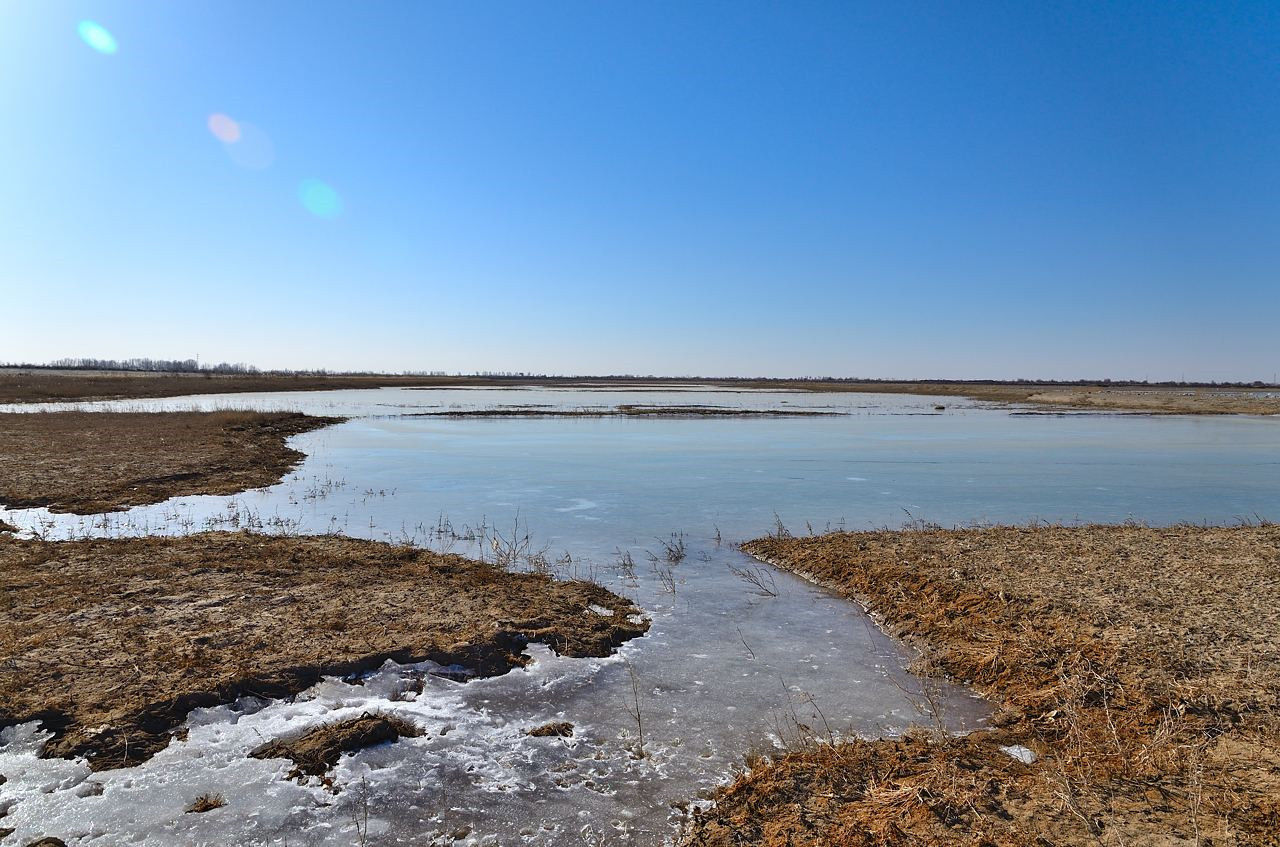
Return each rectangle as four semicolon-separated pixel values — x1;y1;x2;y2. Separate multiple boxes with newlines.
0;646;632;846
554;499;599;513
1000;744;1037;764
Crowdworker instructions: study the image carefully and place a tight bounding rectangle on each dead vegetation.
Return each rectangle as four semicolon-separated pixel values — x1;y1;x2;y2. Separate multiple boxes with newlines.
250;712;422;778
185;792;227;813
684;524;1280;846
528;721;575;738
0;531;648;770
0;410;341;514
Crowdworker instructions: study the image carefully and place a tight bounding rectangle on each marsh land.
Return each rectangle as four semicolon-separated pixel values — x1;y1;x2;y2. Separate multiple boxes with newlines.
2;367;1276;414
0;532;646;772
0;379;1276;844
687;525;1280;846
0;410;339;514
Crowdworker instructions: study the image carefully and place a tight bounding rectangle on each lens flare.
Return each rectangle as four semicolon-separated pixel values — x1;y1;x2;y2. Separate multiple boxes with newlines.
207;113;241;144
299;179;343;219
224;123;275;170
77;20;118;55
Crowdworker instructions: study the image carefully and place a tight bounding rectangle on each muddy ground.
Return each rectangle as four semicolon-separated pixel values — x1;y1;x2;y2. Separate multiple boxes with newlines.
0;411;340;514
0;531;647;771
3;368;1275;414
685;524;1280;846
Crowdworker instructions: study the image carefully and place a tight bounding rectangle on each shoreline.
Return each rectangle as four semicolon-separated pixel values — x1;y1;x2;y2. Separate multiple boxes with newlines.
0;410;342;514
683;524;1280;846
0;531;649;774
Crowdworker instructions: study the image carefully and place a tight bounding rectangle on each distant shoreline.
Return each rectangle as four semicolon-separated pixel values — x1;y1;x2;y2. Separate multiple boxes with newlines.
0;367;1276;415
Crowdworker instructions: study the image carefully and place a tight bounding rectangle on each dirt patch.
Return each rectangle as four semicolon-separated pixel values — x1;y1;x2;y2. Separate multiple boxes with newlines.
0;532;648;770
0;411;340;514
528;721;575;738
251;712;423;777
684;525;1280;846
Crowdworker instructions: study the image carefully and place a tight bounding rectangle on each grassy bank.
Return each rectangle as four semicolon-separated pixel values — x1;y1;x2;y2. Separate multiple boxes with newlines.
0;531;648;771
684;524;1280;846
0;410;340;514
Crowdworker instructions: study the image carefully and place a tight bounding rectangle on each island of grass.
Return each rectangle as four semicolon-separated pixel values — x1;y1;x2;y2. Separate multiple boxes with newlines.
685;523;1280;846
0;410;341;514
0;531;648;771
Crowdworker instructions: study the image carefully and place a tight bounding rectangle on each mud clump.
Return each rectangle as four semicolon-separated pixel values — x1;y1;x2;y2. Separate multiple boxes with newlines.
0;532;648;770
528;721;575;738
0;410;341;514
685;524;1280;846
251;712;422;777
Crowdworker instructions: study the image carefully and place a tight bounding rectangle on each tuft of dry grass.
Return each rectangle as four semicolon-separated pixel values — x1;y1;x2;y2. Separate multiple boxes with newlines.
0;410;340;513
528;720;575;738
685;524;1280;846
185;792;227;813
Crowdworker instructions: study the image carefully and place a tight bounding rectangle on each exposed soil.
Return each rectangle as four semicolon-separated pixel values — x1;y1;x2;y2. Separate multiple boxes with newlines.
3;368;1275;415
528;721;575;738
685;525;1280;846
0;411;340;514
250;712;423;778
0;532;648;771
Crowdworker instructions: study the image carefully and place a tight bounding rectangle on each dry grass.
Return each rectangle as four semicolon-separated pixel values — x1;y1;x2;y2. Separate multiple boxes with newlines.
684;524;1280;846
528;720;575;738
0;410;340;513
0;531;648;770
185;792;227;813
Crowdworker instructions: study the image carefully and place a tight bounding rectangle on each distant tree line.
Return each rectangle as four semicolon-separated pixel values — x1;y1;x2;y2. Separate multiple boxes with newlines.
0;360;1274;387
22;357;262;374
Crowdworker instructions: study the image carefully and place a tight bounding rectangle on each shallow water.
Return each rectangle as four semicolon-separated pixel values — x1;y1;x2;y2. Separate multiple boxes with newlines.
1;388;1277;846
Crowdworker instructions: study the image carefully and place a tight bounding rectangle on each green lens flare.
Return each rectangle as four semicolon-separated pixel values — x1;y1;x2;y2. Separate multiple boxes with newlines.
78;20;118;55
298;179;342;219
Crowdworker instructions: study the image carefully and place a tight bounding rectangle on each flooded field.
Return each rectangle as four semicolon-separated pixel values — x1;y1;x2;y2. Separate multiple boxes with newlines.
2;387;1278;845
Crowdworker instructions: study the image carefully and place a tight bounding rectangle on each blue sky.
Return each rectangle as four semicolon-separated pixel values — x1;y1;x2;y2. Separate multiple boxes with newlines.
2;1;1277;379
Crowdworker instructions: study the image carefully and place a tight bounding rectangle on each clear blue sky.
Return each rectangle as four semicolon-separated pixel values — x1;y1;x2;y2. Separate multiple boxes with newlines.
3;1;1277;379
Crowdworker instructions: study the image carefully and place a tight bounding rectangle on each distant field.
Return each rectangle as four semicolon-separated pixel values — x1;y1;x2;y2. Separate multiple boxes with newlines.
0;367;1276;414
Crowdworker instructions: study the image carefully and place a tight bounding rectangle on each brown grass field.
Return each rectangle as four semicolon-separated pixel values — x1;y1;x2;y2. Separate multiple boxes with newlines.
0;410;340;514
2;368;1276;414
0;532;647;771
684;524;1280;846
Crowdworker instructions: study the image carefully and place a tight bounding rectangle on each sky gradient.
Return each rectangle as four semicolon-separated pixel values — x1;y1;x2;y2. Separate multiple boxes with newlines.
2;1;1278;379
